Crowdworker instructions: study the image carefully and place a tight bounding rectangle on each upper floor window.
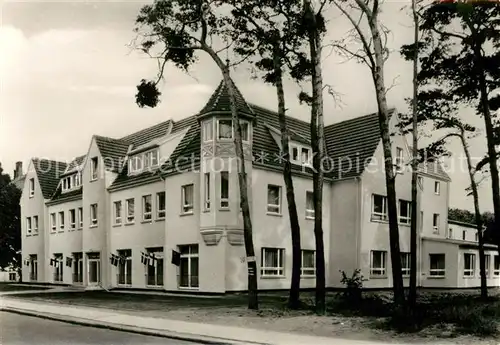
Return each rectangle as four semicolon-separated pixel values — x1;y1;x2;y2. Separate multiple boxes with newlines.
418;176;424;190
62;173;82;192
33;216;38;234
432;214;440;233
448;228;453;239
462;230;466;241
128;149;159;174
204;173;210;211
485;255;490;277
305;191;314;219
429;254;445;277
78;207;83;229
69;209;76;229
50;213;56;232
434;181;440;195
29;178;35;197
463;253;475;277
217;119;249;141
371;194;388;221
398;200;411;225
142;194;152;221
26;217;32;235
220;172;229;209
181;184;194;214
90;157;98;181
157;192;166;219
475;231;479;242
267;184;281;214
59;211;65;230
395;147;404;173
114;201;122;225
126;198;135;223
290;144;312;166
90;204;98;226
202;120;213;142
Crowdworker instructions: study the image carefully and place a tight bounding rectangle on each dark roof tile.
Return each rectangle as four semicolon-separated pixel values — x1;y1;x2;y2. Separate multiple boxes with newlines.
198;80;254;120
32;158;67;199
94;136;130;173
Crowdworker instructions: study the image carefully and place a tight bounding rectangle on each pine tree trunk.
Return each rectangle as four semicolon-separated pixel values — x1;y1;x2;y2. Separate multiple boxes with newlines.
273;48;302;309
409;0;419;309
367;10;406;308
460;132;488;300
304;0;326;314
205;46;258;309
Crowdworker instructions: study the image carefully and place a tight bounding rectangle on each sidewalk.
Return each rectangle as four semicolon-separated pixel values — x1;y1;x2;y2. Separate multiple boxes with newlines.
0;297;411;345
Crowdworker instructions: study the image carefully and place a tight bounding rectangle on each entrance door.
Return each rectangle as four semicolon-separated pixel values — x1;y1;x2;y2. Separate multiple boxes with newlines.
87;253;101;285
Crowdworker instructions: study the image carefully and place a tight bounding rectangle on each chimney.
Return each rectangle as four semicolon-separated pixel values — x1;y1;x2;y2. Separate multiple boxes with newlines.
14;161;23;180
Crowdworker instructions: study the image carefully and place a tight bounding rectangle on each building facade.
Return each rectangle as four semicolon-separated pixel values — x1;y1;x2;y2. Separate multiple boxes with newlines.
20;80;500;292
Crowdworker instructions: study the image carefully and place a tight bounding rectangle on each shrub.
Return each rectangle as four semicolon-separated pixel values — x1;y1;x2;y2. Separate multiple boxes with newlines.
339;269;366;306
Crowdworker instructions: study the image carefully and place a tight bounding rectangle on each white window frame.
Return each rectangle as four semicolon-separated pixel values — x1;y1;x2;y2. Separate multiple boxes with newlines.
301;250;315;277
398;200;411;225
429;254;446;277
26;217;32;236
371;194;388;221
401;252;411;277
202;120;213;142
289;143;312;166
59;211;65;231
114;201;122;225
216;119;249;142
90;203;98;226
204;173;210;211
485;255;490;277
146;248;164;287
128;155;143;174
217;119;233;141
418;176;424;190
78;207;83;229
395;147;404;173
240;121;250;142
434;181;440;195
33;215;38;234
69;209;76;229
267;185;282;214
156;192;166;219
370;250;387;277
305;191;315;219
260;247;285;277
220;171;229;209
178;244;199;289
463;253;475;277
50;213;56;232
117;250;132;286
29;178;35;197
494;255;500;276
181;184;194;214
475;232;479;242
90;157;98;181
142;194;152;221
126;198;135;223
432;213;440;234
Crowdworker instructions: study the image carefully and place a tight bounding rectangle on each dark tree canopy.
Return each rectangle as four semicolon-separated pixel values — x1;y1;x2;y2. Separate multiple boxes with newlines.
0;166;21;270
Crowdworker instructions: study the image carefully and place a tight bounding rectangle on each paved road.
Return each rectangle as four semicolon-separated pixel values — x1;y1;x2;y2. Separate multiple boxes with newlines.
0;312;198;345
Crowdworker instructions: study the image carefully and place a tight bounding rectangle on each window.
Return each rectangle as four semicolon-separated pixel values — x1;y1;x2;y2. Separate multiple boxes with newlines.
157;192;166;219
117;249;132;286
142;195;152;221
33;216;38;234
463;253;475;277
289;144;312;165
267;185;281;214
59;211;65;230
146;247;164;287
462;230;466;241
240;122;249;141
494;256;499;276
429;254;445;277
126;198;135;223
395;147;404;172
399;200;411;225
69;209;76;229
301;147;311;165
291;145;299;161
9;272;16;281
204;173;210;210
261;248;285;277
179;244;199;288
475;232;479;242
202;120;213;141
129;155;143;173
401;252;411;277
114;201;122;225
418;176;424;190
218;119;233;140
220;171;229;209
448;228;453;239
181;184;194;214
29;255;38;281
485;255;490;277
372;194;388;221
370;250;387;277
143;150;159;169
420;211;424;231
26;217;32;235
432;213;440;234
50;213;56;232
90;157;98;181
301;250;315;277
434;181;440;195
29;178;35;197
305;191;314;219
90;204;98;226
73;253;83;283
53;254;63;282
78;207;83;228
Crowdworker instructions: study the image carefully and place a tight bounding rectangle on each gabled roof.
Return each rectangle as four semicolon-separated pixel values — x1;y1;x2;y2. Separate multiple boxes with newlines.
418;160;451;181
94;136;130;173
62;155;86;176
197;80;255;120
48;186;83;205
32;158;67;199
120;120;173;148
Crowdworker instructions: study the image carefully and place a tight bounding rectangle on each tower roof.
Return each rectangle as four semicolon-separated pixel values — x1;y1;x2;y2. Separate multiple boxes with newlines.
197;79;255;120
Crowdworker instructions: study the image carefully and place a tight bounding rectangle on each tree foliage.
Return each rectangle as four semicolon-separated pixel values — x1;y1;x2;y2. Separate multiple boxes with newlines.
0;165;21;270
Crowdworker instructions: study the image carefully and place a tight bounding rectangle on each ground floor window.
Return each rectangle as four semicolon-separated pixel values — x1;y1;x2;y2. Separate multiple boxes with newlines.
9;272;16;281
87;252;101;284
52;254;63;282
29;255;38;281
401;252;411;277
117;249;132;285
73;253;83;283
261;247;285;277
300;250;315;277
370;250;387;277
485;255;491;277
146;247;164;287
463;253;475;277
178;244;199;288
494;255;500;276
429;254;445;277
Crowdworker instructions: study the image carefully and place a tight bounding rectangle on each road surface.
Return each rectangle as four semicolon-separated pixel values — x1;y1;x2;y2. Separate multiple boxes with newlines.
1;311;199;345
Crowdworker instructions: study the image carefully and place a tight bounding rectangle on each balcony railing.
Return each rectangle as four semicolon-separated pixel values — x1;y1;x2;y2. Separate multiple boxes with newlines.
177;275;199;288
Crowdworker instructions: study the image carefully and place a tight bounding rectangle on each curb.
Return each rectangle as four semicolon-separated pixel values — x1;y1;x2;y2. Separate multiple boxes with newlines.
0;307;267;345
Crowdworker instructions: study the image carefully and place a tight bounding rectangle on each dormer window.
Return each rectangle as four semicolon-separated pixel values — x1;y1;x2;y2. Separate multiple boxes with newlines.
289;143;312;166
61;172;82;193
202;120;213;142
128;149;159;175
217;119;249;142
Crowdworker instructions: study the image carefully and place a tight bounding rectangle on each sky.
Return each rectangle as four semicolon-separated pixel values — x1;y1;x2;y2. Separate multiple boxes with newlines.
0;0;496;212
